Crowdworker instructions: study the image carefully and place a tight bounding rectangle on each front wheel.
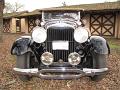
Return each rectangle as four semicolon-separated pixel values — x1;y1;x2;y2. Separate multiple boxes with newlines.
90;53;107;81
16;52;32;81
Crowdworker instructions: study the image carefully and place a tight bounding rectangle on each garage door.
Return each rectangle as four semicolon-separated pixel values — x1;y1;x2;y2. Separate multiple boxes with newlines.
90;13;116;36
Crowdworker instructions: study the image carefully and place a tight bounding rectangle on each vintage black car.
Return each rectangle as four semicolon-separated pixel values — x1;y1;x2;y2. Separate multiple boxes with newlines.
11;9;110;81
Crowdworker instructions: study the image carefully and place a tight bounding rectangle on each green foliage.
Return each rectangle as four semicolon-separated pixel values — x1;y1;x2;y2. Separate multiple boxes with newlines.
107;39;120;49
109;44;120;49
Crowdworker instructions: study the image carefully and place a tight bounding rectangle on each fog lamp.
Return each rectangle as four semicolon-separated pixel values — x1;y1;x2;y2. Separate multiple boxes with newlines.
41;52;54;65
68;52;81;65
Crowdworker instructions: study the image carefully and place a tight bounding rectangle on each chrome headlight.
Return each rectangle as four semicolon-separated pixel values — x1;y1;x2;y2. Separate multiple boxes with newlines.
68;52;81;65
32;26;47;43
41;52;54;65
74;27;89;43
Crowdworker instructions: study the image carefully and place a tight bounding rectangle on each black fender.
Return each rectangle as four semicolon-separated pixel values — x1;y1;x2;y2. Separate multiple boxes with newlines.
11;36;32;55
90;36;110;54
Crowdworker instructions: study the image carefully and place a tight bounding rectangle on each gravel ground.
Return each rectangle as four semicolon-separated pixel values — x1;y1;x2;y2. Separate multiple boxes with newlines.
0;34;120;90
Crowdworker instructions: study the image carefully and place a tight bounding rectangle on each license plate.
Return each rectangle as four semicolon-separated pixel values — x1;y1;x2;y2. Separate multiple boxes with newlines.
52;41;69;50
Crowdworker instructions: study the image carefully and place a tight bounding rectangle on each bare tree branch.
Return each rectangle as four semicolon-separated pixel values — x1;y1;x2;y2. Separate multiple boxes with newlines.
4;2;24;13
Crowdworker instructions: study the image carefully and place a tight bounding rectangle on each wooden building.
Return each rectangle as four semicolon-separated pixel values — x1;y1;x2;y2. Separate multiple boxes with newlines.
3;11;28;33
0;0;4;41
3;1;120;38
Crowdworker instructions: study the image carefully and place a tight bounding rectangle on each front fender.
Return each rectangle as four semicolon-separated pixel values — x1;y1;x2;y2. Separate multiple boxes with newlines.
11;36;32;55
90;36;110;54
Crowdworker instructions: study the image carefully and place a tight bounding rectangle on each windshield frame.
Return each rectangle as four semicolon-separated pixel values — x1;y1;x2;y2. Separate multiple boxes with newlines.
42;11;81;22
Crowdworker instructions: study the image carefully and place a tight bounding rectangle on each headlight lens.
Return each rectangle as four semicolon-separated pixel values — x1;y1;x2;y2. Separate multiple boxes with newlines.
68;52;81;65
41;52;54;65
74;27;89;43
32;26;47;43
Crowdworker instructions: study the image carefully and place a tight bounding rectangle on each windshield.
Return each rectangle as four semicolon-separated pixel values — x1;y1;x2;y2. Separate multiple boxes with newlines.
44;11;79;21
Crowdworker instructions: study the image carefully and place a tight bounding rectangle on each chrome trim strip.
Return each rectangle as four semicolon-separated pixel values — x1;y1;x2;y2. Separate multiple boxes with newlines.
13;67;108;79
47;23;75;30
40;68;84;73
83;68;108;74
45;20;77;29
39;73;83;80
13;68;38;74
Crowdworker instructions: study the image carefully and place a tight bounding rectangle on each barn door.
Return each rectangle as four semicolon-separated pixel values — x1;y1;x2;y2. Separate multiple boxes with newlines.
28;16;41;33
90;13;115;36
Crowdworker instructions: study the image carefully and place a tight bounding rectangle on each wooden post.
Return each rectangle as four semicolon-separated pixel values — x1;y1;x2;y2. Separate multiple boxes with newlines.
0;0;4;42
115;12;120;39
21;17;29;34
11;18;17;33
117;12;120;39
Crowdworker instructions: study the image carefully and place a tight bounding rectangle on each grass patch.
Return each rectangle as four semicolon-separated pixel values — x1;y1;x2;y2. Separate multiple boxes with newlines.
105;38;120;49
109;44;120;49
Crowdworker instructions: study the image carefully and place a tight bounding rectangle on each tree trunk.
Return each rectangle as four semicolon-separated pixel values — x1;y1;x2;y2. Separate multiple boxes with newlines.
0;0;4;42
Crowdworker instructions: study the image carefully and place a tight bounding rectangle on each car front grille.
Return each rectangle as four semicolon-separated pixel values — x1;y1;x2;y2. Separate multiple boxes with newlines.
46;28;75;62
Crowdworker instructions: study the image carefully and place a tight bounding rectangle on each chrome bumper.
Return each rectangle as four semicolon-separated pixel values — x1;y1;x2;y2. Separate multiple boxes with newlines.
13;67;108;79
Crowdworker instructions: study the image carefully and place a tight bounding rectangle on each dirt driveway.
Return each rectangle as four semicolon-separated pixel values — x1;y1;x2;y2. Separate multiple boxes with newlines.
0;34;120;90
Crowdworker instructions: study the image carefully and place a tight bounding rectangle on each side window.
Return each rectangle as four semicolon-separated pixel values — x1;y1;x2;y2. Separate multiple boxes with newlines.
16;19;21;32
